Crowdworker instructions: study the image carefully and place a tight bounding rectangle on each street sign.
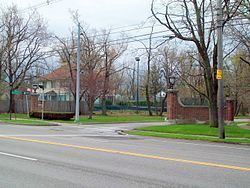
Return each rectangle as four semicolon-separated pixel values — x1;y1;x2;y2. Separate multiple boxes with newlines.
216;69;222;80
23;91;30;95
11;90;22;95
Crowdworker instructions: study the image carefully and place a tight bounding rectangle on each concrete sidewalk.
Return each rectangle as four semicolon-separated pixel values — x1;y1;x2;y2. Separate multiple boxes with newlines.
235;118;250;122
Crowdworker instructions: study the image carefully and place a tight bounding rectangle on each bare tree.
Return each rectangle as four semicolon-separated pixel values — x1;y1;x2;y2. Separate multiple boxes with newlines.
151;0;243;127
55;33;79;102
99;30;127;115
224;52;250;115
158;47;181;115
136;24;156;116
226;3;250;66
1;6;49;114
149;61;161;115
0;17;6;96
79;28;105;119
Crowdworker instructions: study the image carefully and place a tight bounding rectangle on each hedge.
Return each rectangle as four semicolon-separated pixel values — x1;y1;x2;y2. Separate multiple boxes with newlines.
30;111;74;120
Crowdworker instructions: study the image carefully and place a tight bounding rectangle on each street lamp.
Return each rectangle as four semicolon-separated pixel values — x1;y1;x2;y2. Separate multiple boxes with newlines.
32;84;39;93
135;57;140;113
32;84;45;120
38;84;45;120
169;76;176;89
160;69;165;114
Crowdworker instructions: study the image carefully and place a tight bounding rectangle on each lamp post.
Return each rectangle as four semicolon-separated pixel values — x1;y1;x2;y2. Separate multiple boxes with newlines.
135;57;140;113
32;84;44;120
39;84;45;120
160;69;165;115
133;61;136;100
32;84;39;94
169;76;176;89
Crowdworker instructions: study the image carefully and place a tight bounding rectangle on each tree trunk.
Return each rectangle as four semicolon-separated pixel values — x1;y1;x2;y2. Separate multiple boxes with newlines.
0;63;2;82
205;68;219;127
8;90;15;119
101;97;107;116
209;96;218;127
154;94;158;115
146;85;152;116
88;96;94;119
159;94;167;116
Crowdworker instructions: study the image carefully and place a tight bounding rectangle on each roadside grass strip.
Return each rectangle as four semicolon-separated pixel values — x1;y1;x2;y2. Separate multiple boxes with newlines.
0;136;250;172
128;130;250;144
58;115;164;124
0;113;164;124
127;124;250;144
0;118;57;126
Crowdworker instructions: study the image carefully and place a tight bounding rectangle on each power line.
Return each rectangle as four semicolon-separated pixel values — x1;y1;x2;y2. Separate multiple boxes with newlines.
6;19;249;57
84;18;250;42
19;0;64;13
40;20;250;56
84;16;249;39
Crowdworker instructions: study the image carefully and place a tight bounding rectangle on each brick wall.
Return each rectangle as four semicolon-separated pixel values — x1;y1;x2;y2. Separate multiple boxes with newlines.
167;90;234;122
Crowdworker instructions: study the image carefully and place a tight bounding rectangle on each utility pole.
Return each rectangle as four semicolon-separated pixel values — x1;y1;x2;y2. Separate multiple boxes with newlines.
217;0;225;139
75;22;80;123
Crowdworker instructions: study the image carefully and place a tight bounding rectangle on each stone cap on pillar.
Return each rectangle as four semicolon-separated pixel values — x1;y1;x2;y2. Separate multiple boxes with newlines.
167;89;178;93
226;97;234;101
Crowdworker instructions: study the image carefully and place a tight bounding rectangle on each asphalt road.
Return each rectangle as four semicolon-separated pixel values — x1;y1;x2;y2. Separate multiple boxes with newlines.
0;122;249;188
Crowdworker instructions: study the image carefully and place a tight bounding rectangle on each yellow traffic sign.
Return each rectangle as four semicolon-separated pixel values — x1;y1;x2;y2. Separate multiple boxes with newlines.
216;69;222;80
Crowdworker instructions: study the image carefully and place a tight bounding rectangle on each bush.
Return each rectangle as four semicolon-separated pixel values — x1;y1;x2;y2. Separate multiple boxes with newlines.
128;100;154;106
30;111;74;120
117;101;130;106
105;99;113;105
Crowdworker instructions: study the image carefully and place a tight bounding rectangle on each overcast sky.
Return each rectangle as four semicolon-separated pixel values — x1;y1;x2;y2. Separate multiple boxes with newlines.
0;0;153;36
0;0;172;68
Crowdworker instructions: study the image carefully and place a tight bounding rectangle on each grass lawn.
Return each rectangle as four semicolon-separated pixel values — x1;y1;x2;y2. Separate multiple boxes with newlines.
56;114;165;124
0;113;30;119
0;113;56;126
0;113;164;125
128;124;250;144
0;119;56;126
235;115;250;119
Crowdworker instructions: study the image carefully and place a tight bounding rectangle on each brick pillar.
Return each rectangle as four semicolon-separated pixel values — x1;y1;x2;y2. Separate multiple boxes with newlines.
30;94;39;112
167;89;178;120
225;98;234;121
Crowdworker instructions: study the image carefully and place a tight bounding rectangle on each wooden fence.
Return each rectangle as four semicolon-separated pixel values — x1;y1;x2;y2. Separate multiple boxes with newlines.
0;100;88;114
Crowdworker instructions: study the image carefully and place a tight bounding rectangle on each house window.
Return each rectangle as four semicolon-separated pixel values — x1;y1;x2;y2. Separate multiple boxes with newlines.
51;81;55;88
43;81;47;89
58;94;66;101
46;81;52;89
51;81;60;88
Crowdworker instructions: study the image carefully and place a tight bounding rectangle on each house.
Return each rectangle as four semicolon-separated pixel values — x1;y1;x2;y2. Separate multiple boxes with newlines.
37;64;75;101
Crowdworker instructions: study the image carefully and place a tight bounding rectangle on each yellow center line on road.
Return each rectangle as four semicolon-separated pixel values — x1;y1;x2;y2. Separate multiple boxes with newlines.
1;136;250;172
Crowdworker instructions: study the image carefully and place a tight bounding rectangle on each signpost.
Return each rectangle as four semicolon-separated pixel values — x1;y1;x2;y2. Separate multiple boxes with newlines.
23;91;30;118
10;90;22;120
10;90;31;118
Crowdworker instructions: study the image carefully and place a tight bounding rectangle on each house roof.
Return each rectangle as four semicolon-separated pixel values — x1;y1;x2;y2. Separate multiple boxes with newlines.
40;64;76;81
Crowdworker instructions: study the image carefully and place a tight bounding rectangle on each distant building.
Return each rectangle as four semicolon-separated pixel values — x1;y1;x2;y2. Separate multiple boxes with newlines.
37;65;75;101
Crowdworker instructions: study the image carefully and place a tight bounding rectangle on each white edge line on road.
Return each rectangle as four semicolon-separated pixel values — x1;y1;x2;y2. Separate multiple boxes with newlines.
0;152;38;161
147;138;250;151
0;134;125;137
